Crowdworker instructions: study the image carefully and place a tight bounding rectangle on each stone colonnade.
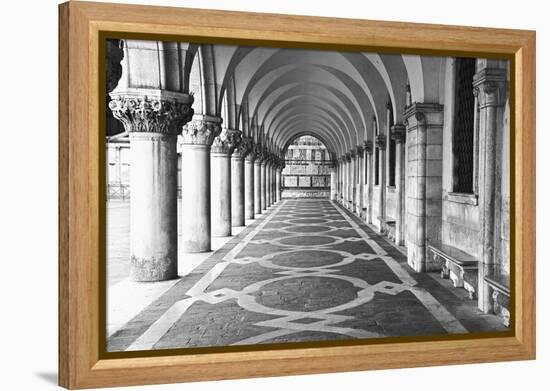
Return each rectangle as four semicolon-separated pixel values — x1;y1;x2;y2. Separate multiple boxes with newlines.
110;95;285;281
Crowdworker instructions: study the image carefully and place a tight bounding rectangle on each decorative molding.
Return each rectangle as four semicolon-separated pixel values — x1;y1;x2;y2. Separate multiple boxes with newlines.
180;115;222;146
356;145;364;155
109;93;194;135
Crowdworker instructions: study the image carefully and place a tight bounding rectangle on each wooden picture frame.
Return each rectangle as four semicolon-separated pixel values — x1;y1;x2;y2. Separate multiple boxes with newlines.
58;1;536;389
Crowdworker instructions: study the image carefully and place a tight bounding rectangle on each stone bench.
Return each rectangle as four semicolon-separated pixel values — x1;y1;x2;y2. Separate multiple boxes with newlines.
377;216;396;241
428;241;478;299
484;265;510;327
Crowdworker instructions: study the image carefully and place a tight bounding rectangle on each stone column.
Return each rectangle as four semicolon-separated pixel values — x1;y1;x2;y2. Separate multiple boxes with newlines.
260;157;267;211
344;154;350;209
392;124;406;246
231;134;250;227
109;91;193;280
180;115;222;252
356;146;364;216
350;151;357;210
364;141;374;224
338;158;344;204
244;150;255;220
473;68;506;312
330;165;337;200
404;104;444;272
253;151;262;215
375;134;387;232
272;164;278;203
275;165;282;202
211;129;238;237
266;160;272;207
342;154;348;207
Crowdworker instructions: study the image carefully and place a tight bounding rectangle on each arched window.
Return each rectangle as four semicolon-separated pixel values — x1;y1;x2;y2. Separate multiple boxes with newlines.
452;57;477;194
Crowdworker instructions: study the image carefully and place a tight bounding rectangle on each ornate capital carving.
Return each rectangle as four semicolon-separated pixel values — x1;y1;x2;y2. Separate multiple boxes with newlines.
375;134;386;150
212;129;240;154
363;140;374;154
403;102;443;129
391;124;406;144
356;145;364;155
345;153;351;162
234;136;252;159
180;115;222;146
350;150;357;159
473;67;506;107
109;92;194;135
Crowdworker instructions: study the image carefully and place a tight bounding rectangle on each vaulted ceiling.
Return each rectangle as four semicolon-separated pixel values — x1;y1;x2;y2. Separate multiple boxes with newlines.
111;40;447;158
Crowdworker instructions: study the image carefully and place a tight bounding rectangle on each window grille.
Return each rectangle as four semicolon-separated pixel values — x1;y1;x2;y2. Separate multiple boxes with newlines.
452;57;476;193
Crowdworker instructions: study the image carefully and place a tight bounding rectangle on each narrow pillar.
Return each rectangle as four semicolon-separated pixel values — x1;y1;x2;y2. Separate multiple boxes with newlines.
375;134;386;232
230;154;244;227
404;104;444;272
254;151;262;215
265;160;271;209
473;68;506;312
211;130;235;237
365;141;374;224
109;91;193;280
356;146;364;215
338;158;344;204
392;125;406;245
180;115;222;252
330;166;337;200
244;145;255;220
275;166;282;202
347;152;354;209
231;134;250;227
260;159;267;211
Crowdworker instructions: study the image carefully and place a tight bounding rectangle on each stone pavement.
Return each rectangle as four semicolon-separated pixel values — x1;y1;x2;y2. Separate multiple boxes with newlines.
107;199;506;352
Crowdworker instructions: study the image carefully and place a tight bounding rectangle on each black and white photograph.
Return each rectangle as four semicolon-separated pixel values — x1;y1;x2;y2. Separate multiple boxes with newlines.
105;38;511;352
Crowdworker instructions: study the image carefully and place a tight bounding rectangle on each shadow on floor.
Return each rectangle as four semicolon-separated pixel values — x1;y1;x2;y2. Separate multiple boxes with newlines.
35;372;57;386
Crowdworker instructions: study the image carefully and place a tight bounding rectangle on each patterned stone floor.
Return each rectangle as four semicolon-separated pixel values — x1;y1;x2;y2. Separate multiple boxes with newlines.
107;199;506;352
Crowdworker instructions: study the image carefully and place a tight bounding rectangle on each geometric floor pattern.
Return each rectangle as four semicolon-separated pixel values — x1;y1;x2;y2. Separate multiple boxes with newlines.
107;199;506;352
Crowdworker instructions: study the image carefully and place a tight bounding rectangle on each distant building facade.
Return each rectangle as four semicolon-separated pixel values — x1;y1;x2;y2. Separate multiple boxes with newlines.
281;136;332;198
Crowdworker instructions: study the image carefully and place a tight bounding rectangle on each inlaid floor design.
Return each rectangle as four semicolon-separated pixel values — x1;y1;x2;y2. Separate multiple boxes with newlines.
107;199;506;352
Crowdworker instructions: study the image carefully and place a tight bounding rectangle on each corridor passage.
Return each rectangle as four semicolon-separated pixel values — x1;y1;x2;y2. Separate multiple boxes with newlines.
107;199;505;352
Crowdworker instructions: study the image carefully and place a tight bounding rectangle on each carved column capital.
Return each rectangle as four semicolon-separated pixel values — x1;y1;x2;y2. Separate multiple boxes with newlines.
212;128;240;154
234;136;252;159
109;90;194;135
356;145;364;155
345;153;352;162
375;134;386;150
363;140;374;154
403;102;444;130
180;115;222;146
350;150;357;159
391;124;406;144
473;68;507;107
